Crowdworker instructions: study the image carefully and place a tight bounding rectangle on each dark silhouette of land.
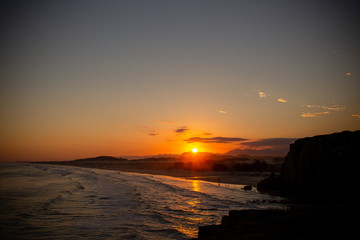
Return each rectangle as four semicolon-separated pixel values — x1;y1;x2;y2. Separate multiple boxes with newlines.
42;153;283;186
195;206;354;240
194;130;359;240
258;130;359;201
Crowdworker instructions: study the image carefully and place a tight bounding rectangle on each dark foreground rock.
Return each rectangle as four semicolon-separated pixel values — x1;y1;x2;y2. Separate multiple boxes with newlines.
195;206;354;240
195;131;359;239
258;130;360;200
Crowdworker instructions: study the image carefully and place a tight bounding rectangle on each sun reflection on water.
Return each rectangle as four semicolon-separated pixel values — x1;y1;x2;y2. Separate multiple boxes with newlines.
192;180;200;192
171;180;204;238
173;224;198;239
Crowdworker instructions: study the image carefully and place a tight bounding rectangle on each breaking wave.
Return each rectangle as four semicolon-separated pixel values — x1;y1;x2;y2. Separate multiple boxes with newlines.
0;163;286;239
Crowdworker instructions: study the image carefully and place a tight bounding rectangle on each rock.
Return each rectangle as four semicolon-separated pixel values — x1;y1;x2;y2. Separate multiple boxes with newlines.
243;185;252;191
196;207;354;240
282;130;359;196
195;131;359;240
258;130;360;200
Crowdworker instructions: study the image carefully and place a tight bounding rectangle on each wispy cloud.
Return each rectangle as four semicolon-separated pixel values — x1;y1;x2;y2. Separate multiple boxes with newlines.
277;98;287;103
148;132;159;136
219;110;228;114
258;91;269;98
326;104;347;111
257;90;287;103
303;105;327;109
228;138;297;156
302;104;346;111
184;137;248;143
301;112;330;118
301;104;346;118
240;138;297;148
142;126;160;136
352;114;360;120
175;127;189;134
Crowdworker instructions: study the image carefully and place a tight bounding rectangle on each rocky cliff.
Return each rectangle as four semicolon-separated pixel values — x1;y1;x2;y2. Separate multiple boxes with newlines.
258;130;360;198
281;130;359;196
195;207;354;240
195;131;359;239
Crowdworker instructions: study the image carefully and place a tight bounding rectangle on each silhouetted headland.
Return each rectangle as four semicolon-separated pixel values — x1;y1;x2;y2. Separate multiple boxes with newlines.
195;130;359;240
258;130;360;202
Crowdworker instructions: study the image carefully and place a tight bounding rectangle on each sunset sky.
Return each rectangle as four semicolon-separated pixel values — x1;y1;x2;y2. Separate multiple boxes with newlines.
1;0;359;161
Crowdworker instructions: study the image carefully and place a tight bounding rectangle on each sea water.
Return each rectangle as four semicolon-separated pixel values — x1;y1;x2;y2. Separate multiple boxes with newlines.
0;163;286;239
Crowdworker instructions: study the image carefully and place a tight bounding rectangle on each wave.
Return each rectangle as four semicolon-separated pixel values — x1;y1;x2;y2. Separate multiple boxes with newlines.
0;163;286;240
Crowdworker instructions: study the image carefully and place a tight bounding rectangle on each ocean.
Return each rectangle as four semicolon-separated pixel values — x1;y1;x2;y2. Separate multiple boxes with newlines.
0;163;286;240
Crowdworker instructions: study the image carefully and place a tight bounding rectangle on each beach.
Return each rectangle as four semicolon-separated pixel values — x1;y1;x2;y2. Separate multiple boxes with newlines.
49;159;271;187
0;163;285;240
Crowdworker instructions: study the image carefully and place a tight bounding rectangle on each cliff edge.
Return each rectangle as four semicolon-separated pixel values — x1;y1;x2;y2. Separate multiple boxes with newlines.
195;207;354;240
258;130;360;200
195;131;359;239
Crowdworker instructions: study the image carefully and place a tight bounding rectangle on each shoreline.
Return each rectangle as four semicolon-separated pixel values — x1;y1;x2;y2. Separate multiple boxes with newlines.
36;161;270;186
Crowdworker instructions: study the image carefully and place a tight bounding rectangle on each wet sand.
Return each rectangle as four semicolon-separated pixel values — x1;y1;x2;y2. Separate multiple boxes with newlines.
48;160;270;186
118;169;268;186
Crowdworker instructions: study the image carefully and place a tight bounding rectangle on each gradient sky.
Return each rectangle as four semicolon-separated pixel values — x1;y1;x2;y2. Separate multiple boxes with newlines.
1;0;359;161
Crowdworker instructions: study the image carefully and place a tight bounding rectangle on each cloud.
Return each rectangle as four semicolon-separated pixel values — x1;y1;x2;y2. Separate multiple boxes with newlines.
240;138;297;148
301;104;346;118
184;137;248;143
258;91;269;98
352;114;360;120
228;138;297;156
219;110;228;114
277;98;287;103
227;148;288;156
326;104;347;111
257;90;287;103
303;105;327;109
301;112;330;118
302;104;346;111
175;127;189;133
148;132;159;136
142;126;160;136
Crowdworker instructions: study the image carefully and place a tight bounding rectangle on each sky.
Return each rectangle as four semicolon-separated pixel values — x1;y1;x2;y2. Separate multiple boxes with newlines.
1;0;359;161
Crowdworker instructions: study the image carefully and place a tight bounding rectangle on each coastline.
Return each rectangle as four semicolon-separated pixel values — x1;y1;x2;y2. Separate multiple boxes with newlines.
38;161;270;186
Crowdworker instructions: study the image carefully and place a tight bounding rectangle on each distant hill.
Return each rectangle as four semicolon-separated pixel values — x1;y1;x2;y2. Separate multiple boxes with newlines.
72;156;128;162
119;154;179;160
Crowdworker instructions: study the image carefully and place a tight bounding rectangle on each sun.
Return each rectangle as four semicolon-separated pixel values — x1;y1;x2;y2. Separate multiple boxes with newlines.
192;148;198;153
